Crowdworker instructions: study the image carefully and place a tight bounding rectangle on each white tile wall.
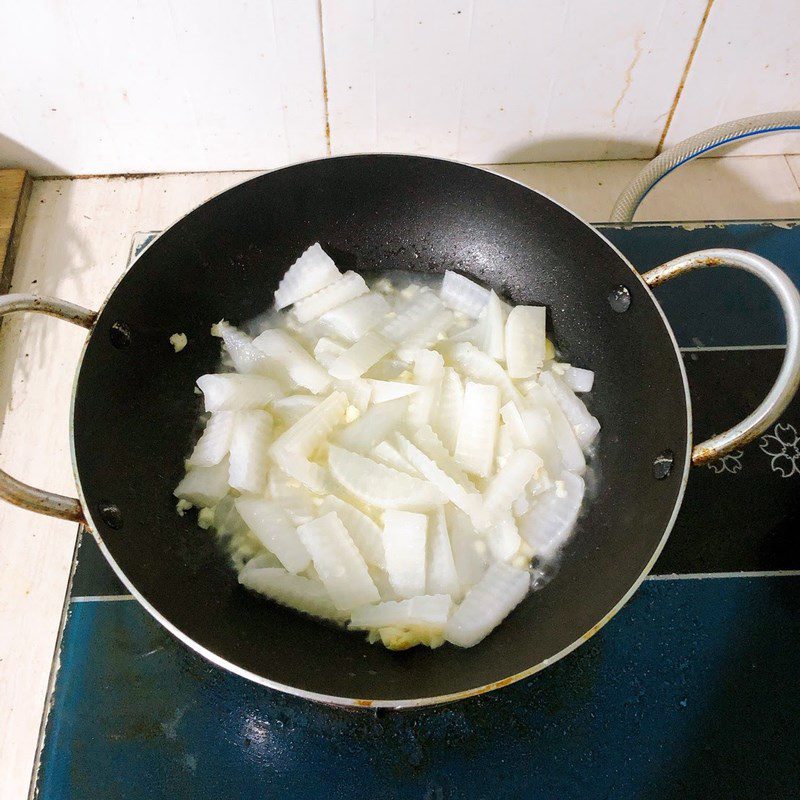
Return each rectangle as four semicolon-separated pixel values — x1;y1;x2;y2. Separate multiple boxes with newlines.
0;0;327;175
664;0;800;157
322;0;706;162
0;0;798;175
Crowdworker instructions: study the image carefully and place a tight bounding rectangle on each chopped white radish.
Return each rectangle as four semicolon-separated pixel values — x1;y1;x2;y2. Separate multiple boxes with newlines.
519;471;585;557
174;458;230;507
449;342;521;403
446;506;488;590
240;551;283;573
329;332;393;380
320;292;391;341
313;336;345;369
267;469;316;525
382;290;443;343
253;329;331;394
349;594;451;630
274;243;341;309
481;291;508;361
327;446;442;510
187;411;235;467
297;512;379;610
335;396;408;453
433;368;464;454
445;562;529;647
239;567;348;624
272;395;321;426
213;495;250;538
368;566;400;601
484;513;523;562
319;495;385;569
215;321;273;375
292;271;368;323
228;410;272;494
370;440;419;475
396;306;454;360
563;365;595;393
235;497;311;574
500;401;531;447
440;271;489;318
526;384;586;474
520;406;563;477
197;374;282;413
496;423;514;470
505;306;546;379
454;382;500;478
382;510;427;599
426;507;461;599
332;378;372;411
512;492;530;517
396;434;481;520
407;349;444;429
540;371;600;451
483;449;543;518
367;379;421;403
411;425;476;490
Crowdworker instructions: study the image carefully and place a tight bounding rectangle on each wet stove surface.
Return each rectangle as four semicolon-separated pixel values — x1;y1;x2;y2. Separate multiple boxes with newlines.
34;222;800;799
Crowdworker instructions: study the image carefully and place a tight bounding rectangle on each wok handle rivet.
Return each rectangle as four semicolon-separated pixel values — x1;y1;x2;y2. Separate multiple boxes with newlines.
97;502;123;530
653;450;674;480
608;285;631;313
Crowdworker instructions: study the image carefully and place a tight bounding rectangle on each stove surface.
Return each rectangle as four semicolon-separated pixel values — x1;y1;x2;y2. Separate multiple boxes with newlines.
34;221;800;800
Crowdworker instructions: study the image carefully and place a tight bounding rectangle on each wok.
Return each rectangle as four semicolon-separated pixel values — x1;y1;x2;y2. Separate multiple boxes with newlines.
2;155;799;707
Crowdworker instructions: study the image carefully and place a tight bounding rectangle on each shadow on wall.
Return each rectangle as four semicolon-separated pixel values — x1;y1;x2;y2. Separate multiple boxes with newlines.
494;134;659;166
0;131;64;175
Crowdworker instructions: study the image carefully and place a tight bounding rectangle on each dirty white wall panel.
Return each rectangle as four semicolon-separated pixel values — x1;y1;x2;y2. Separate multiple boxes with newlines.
0;0;327;176
322;0;706;163
664;0;800;156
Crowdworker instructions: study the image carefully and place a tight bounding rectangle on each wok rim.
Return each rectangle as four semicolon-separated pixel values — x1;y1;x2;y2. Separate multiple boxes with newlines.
68;154;693;708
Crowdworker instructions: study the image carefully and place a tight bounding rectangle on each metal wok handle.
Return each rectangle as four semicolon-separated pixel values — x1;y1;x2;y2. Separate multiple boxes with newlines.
642;249;800;466
0;294;97;522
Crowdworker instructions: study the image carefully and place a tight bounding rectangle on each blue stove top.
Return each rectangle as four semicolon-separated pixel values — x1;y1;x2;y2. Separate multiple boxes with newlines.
33;221;800;800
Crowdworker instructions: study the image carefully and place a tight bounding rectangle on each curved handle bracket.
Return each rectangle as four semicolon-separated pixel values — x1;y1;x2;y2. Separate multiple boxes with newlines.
0;294;97;522
642;250;800;466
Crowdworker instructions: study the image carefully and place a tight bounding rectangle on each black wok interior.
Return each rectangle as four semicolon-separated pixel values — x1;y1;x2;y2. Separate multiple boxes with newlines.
73;155;689;703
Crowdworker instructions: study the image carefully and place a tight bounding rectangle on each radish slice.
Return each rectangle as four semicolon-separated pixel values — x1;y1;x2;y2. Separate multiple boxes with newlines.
328;446;443;510
445;562;530;647
297;512;379;610
235;497;311;574
188;411;235;467
434;368;464;454
396;307;455;360
454;382;500;478
367;379;421;403
329;332;393;380
370;440;419;475
174;458;230;507
349;594;452;630
253;329;331;394
505;306;546;379
215;321;273;375
483;448;543;518
426;507;461;599
449;342;521;403
563;365;595;393
335;396;408;453
382;291;443;343
292;271;369;324
382;510;428;599
240;567;349;624
272;395;321;426
484;513;523;563
274;243;341;309
519;471;585;557
500;401;531;447
446;506;488;590
440;271;489;318
267;468;316;525
197;374;282;413
540;371;600;451
228;410;273;494
396;434;481;519
319;495;385;569
526;384;586;474
481;291;508;362
407;349;444;429
313;336;345;369
320;292;390;341
520;406;563;478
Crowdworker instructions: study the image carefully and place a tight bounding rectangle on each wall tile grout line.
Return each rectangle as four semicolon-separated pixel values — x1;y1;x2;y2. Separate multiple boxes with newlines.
655;0;716;155
317;0;332;156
